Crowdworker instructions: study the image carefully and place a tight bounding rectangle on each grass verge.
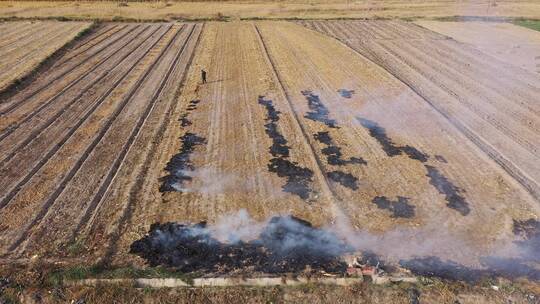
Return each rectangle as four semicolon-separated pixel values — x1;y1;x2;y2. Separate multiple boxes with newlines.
513;19;540;32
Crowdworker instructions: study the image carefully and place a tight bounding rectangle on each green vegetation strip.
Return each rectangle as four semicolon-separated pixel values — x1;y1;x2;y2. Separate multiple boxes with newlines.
513;19;540;32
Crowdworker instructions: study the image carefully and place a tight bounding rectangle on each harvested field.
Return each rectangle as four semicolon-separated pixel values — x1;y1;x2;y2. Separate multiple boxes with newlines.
0;20;91;91
0;22;202;262
1;0;540;21
0;19;539;287
298;20;540;203
416;21;540;73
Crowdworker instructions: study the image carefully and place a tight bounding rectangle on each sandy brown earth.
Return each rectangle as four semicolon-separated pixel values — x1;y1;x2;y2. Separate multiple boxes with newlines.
0;20;538;287
0;21;91;91
416;21;540;74
0;0;540;21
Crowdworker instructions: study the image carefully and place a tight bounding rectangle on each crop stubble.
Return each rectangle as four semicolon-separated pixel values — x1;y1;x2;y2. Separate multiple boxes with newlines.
0;21;538;269
0;22;202;261
0;21;91;92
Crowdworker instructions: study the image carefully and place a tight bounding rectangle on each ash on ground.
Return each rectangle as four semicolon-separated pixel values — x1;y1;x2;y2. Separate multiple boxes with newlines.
130;216;351;275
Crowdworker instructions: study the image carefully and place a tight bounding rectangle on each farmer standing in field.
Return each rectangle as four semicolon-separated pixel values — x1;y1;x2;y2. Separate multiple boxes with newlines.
201;69;207;84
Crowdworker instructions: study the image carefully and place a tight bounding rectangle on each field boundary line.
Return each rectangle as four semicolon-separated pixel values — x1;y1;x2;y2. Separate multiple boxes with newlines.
0;25;159;166
4;24;183;255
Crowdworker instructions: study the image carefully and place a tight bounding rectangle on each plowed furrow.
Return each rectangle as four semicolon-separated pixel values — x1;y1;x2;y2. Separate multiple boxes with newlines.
55;24;125;66
437;38;540;91
0;22;35;39
0;26;167;198
82;24;203;263
375;40;539;154
0;23;64;56
0;25;145;134
11;24;189;256
0;23;42;49
405;40;540;115
0;26;158;160
68;24;197;247
0;24;138;113
0;24;78;70
312;23;540;202
0;25;181;255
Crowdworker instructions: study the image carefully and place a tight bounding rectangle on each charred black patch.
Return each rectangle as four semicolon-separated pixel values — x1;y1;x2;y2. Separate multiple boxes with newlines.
357;117;401;157
186;99;200;111
401;146;429;162
327;171;359;190
513;219;540;260
160;132;206;192
424;165;470;216
314;131;367;167
357;117;429;162
179;99;200;127
337;89;355;99
357;117;469;215
409;288;421;304
400;256;540;282
259;96;313;199
130;216;351;274
302;90;339;128
434;155;447;163
372;196;415;218
259;96;289;158
179;113;191;127
268;158;314;200
399;257;483;282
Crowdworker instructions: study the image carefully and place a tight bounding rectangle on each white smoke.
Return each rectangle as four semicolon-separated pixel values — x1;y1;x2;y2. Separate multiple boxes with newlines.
172;166;239;195
190;208;537;271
